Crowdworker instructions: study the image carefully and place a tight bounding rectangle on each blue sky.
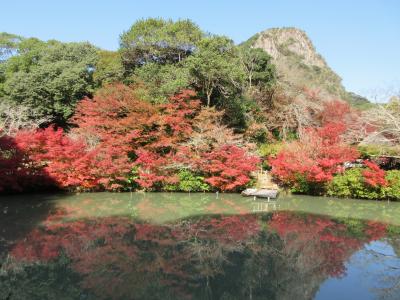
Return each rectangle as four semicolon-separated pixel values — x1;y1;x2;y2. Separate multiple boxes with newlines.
1;0;399;100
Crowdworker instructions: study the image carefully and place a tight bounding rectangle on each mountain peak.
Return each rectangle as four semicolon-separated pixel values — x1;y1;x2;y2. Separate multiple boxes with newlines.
246;27;353;103
253;27;327;68
246;27;370;108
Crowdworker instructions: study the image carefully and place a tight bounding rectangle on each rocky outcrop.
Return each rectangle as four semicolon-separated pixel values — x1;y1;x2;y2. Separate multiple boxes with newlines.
246;27;371;108
253;27;327;68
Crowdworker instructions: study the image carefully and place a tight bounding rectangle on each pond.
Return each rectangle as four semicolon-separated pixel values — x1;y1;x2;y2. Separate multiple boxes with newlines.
1;192;400;300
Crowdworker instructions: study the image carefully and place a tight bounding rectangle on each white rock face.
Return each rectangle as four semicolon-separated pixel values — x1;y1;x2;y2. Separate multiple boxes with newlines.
253;27;327;68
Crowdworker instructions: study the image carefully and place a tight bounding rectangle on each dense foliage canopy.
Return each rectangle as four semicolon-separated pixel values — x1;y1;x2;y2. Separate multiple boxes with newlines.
0;37;98;124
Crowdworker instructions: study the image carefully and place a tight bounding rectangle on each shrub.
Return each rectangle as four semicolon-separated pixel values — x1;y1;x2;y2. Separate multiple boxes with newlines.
357;144;382;158
327;168;385;200
289;174;325;194
258;143;284;158
358;144;400;159
245;123;271;144
258;142;284;170
383;170;400;200
165;170;209;192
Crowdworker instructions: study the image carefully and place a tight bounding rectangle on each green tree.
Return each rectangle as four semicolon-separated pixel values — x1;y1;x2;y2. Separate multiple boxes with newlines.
1;35;44;97
238;47;276;89
178;170;209;192
186;36;245;107
0;32;23;62
93;50;124;86
120;18;203;74
1;38;98;125
133;62;190;103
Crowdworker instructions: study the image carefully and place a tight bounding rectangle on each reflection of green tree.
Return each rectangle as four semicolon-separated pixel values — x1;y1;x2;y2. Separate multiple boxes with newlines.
278;194;400;226
135;193;216;223
388;235;400;261
0;254;90;300
209;232;285;300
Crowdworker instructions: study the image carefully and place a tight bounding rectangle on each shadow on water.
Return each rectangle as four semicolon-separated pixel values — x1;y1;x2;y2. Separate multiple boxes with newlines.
1;192;400;299
0;193;80;263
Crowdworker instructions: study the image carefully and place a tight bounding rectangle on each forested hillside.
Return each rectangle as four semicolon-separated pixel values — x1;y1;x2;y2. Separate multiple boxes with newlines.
1;18;399;199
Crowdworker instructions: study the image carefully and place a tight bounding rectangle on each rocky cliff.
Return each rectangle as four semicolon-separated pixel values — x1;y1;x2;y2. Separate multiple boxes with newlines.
245;27;370;108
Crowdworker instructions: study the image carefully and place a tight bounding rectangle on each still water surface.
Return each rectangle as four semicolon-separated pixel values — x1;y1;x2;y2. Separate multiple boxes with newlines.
0;192;400;299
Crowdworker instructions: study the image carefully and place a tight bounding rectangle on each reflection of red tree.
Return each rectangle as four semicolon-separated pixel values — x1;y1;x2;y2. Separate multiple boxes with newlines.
364;221;387;240
187;215;260;244
205;198;249;215
11;229;61;262
133;215;261;249
8;213;261;297
268;212;387;277
8;212;388;299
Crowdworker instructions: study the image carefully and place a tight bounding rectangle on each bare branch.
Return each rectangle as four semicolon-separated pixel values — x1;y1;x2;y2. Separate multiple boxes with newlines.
0;102;50;136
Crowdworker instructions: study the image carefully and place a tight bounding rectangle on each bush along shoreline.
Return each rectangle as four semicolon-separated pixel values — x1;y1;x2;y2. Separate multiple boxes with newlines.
327;167;400;201
269;153;400;201
266;120;400;201
1;85;399;200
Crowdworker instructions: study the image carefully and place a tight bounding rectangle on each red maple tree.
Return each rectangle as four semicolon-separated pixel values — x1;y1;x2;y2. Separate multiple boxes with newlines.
200;144;260;191
0;132;53;192
132;90;201;189
269;123;359;190
2;85;259;192
362;160;387;187
14;127;99;190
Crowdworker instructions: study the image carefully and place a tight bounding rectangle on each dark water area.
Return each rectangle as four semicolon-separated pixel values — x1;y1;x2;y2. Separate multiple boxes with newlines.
0;192;400;300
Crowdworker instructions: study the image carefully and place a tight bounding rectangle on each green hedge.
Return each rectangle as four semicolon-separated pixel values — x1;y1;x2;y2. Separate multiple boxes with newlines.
384;170;400;200
165;170;209;192
327;168;400;200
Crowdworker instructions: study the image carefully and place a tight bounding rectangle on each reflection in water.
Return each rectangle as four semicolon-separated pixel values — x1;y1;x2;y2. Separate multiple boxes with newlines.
0;193;400;299
252;200;279;213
